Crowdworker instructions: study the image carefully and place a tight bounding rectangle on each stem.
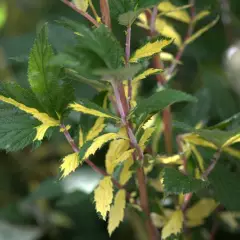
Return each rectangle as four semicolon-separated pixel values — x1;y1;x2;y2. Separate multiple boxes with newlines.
125;25;133;106
149;7;173;154
88;0;100;22
100;0;111;28
168;0;196;77
61;0;99;27
60;124;132;200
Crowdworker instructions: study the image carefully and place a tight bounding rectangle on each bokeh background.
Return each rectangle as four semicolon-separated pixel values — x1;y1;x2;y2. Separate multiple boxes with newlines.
0;0;240;239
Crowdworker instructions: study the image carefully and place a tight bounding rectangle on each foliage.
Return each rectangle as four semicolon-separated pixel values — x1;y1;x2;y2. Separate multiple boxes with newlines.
1;0;240;240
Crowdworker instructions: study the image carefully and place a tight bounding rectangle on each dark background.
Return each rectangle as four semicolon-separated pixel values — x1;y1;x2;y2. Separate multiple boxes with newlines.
0;0;240;239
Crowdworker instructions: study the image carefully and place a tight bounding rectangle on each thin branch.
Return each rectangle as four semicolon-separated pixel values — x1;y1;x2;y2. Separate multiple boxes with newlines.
167;0;196;77
100;0;111;28
61;0;99;27
60;124;132;200
88;0;100;22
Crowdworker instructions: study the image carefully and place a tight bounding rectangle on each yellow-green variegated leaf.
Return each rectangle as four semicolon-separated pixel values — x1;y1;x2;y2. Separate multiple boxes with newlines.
186;199;218;227
193;10;211;24
94;176;113;220
0;95;60;141
108;189;126;235
185;16;219;45
157;154;182;165
119;156;134;185
155;18;182;47
86;117;105;141
60;152;79;178
105;139;130;174
130;39;172;63
84;133;122;160
162;210;184;239
132;68;162;83
158;1;190;23
114;149;134;166
73;0;89;12
139;127;155;150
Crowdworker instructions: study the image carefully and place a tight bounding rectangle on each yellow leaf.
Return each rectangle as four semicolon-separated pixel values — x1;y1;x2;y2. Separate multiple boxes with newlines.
139;127;155;150
119;156;134;185
130;39;172;63
185;16;219;45
136;13;149;30
86;117;105;141
151;213;166;228
94;176;113;220
78;127;84;148
114;149;134;166
162;210;184;239
223;147;240;160
105;139;130;174
220;212;240;230
157;154;182;165
186;199;218;225
186;218;204;227
184;134;217;149
190;145;204;171
142;114;157;130
155;18;182;47
222;133;240;148
69;102;116;119
193;10;211;24
60;153;79;178
34;124;52;141
108;189;126;235
158;1;190;23
84;133;121;160
0;95;59;126
73;0;89;12
132;68;162;83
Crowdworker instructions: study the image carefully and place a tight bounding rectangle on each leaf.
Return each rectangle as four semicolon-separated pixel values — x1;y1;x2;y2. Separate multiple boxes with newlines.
86;118;105;141
209;164;240;211
0;107;39;151
220;212;240;230
185;16;219;45
108;189;126;235
94;176;113;220
186;199;218;227
163;168;207;194
139;127;155;150
157;155;182;165
83;133;122;160
69;99;117;120
34;124;53;141
73;0;89;12
94;64;142;81
106;139;130;174
114;149;135;166
28;24;62;115
158;1;190;23
155;18;182;47
118;11;140;26
133;89;197;117
0;2;7;29
130;39;172;63
162;210;183;239
60;153;80;178
132;68;162;83
193;10;211;24
119;157;134;185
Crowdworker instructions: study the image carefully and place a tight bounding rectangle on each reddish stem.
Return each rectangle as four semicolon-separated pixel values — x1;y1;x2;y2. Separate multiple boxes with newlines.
100;0;111;28
61;0;99;27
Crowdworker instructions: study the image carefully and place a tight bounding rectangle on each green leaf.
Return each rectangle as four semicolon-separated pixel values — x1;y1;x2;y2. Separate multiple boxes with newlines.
28;24;74;117
0;2;7;29
196;128;240;148
93;64;142;81
0;104;39;152
163;168;207;194
132;89;197;117
209;164;240;211
109;0;160;25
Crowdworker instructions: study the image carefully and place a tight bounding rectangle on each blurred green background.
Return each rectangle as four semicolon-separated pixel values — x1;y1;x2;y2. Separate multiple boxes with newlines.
0;0;240;239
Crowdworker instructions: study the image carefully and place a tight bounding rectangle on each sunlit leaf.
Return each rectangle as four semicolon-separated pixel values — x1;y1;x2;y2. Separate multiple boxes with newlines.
130;39;172;63
139;127;155;150
0;2;7;29
73;0;89;12
86;118;105;141
60;153;80;178
108;189;126;235
132;68;162;83
162;210;183;239
193;10;211;24
94;176;113;220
